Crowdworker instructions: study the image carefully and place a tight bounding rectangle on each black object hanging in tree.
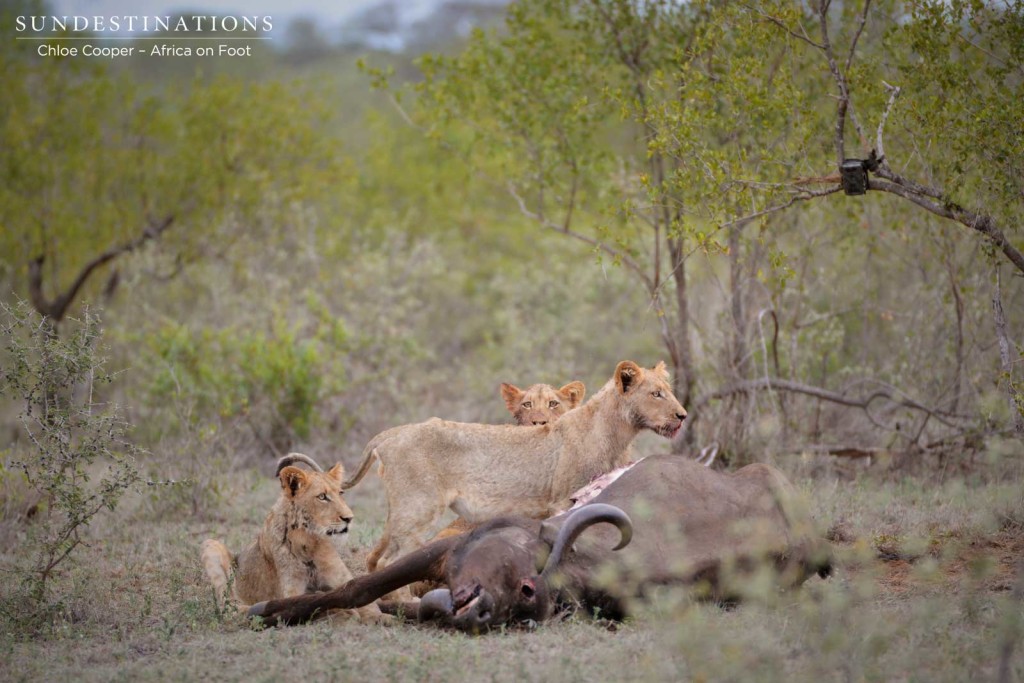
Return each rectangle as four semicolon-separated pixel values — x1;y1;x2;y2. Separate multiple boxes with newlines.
840;150;883;196
841;159;869;195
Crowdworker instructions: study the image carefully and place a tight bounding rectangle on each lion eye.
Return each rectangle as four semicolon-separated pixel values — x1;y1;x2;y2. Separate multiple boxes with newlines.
548;401;559;408
522;401;532;409
652;390;662;398
317;493;330;502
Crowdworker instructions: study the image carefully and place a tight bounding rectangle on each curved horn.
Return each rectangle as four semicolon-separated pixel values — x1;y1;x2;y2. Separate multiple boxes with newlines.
541;503;632;579
417;588;454;622
275;452;324;477
247;536;459;626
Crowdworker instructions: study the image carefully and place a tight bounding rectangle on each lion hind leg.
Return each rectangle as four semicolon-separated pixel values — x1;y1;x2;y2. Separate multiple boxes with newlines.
200;539;234;607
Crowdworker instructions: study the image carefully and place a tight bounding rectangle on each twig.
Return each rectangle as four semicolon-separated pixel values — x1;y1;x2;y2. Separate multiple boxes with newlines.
745;5;825;50
506;183;653;290
845;0;872;72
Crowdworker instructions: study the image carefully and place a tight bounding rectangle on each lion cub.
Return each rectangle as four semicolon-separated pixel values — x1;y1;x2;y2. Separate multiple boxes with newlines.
500;381;585;425
201;454;385;624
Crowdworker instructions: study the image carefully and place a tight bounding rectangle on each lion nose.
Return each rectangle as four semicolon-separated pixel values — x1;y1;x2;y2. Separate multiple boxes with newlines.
532;420;547;426
341;515;353;524
676;411;687;420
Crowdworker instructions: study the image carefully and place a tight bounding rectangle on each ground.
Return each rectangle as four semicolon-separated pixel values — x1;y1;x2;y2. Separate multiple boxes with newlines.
1;454;1022;683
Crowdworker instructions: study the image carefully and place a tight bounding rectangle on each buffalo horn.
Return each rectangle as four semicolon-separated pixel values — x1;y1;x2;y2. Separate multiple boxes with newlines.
275;452;324;476
541;503;632;579
417;589;454;621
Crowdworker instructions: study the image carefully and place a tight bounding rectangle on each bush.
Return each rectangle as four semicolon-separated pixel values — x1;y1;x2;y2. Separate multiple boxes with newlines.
140;300;349;457
0;302;141;623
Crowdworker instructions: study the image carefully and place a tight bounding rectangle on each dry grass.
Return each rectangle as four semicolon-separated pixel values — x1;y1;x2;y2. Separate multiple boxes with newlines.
1;452;1022;683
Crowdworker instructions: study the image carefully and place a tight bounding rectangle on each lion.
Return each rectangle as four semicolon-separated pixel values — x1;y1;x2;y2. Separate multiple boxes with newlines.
200;453;386;624
344;360;687;576
500;380;585;425
427;379;587;544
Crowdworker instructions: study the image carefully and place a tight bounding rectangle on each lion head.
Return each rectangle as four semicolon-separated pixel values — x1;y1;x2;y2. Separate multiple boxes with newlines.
500;381;586;426
614;360;687;438
278;463;354;537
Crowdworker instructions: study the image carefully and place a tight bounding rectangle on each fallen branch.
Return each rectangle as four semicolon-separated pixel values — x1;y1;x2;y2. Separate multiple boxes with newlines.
689;376;973;447
803;445;888;458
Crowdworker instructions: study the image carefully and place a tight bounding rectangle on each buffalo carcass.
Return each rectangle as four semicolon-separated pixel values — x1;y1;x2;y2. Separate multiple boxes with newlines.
248;455;832;631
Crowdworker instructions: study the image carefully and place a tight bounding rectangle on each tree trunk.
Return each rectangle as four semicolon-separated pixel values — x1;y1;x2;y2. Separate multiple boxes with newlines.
992;268;1024;437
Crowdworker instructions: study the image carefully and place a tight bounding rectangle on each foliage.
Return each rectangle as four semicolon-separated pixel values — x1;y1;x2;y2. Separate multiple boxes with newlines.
366;0;1023;457
0;302;140;619
138;297;349;457
0;30;343;327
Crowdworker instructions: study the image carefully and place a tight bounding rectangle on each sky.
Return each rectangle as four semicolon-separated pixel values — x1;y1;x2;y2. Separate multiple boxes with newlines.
47;0;444;29
41;0;507;48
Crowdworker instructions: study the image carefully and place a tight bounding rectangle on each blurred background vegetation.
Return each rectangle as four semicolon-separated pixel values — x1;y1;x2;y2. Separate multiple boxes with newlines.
0;0;1022;675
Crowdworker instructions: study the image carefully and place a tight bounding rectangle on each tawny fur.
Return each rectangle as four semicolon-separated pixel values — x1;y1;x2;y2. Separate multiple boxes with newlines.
429;379;587;546
500;381;585;425
200;461;386;624
346;360;687;575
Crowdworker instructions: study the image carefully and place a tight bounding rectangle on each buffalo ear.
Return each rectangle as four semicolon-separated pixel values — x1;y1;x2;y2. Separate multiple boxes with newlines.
500;383;524;414
536;520;559;572
279;466;308;497
326;463;346;483
558;381;585;408
615;361;642;394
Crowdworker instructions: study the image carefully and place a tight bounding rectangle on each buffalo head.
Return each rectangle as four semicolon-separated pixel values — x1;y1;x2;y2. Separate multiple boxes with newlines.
418;503;632;633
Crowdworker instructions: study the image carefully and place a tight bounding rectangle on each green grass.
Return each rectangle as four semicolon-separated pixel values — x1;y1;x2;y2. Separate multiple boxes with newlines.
1;456;1022;683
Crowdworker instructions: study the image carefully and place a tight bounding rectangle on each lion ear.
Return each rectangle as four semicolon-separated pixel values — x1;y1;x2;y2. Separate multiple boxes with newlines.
500;383;524;414
615;361;642;394
279;466;308;497
651;361;669;381
326;463;346;483
558;381;586;408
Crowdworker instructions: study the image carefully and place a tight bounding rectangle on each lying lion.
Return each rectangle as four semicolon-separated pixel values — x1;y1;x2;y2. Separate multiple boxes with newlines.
500;380;585;425
346;360;687;574
200;453;385;624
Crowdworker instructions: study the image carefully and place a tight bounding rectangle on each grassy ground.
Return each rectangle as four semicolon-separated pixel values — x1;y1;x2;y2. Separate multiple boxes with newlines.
1;452;1022;683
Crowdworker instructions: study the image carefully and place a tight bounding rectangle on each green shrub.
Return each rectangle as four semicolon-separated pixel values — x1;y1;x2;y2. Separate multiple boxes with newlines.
140;302;348;456
0;302;141;624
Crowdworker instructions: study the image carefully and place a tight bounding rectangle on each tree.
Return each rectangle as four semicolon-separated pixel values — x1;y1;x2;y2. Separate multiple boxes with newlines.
0;33;341;335
403;0;804;418
733;0;1024;434
381;0;1020;452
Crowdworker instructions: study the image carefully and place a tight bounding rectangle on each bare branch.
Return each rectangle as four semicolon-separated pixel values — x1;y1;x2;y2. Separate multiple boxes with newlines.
818;0;849;167
723;185;843;227
506;183;653;290
692;376;969;436
745;5;825;50
868;179;1024;274
876;81;901;164
30;214;176;323
845;0;872;72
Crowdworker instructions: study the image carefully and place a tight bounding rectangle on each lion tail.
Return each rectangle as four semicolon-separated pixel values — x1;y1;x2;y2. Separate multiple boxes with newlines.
342;446;380;490
343;424;412;490
200;539;235;608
